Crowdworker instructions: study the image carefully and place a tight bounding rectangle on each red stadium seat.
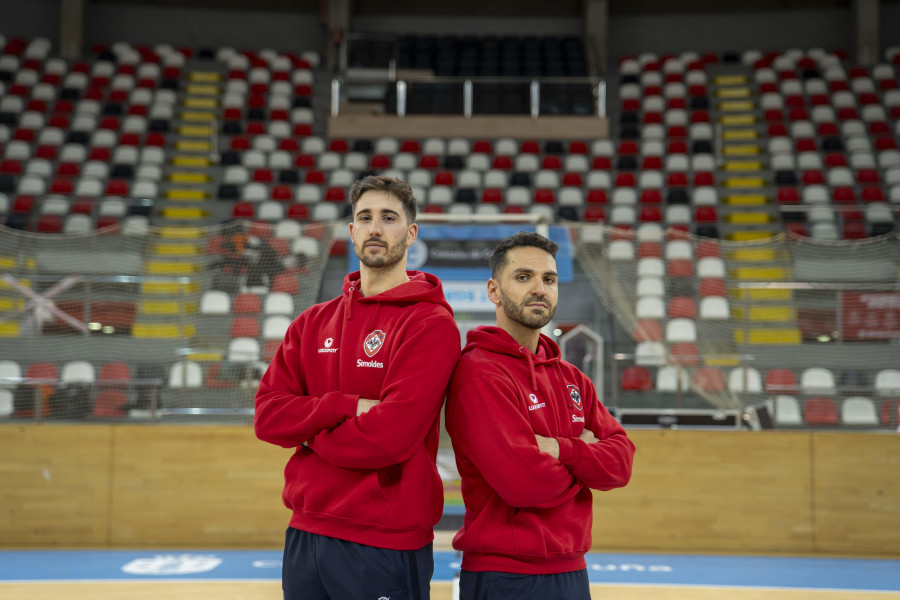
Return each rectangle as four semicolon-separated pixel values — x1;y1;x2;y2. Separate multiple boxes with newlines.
231;316;260;339
633;320;662;342
804;397;840;426
233;293;262;314
667;296;696;319
765;368;798;393
621;366;652;391
272;273;300;294
670;343;700;366
692;367;725;393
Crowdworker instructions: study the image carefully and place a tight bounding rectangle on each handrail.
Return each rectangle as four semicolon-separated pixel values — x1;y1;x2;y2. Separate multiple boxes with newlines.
331;74;607;119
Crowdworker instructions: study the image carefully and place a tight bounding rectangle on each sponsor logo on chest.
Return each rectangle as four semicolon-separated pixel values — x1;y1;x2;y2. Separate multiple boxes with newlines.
568;384;583;410
317;337;338;353
358;329;387;368
363;329;385;357
527;393;546;411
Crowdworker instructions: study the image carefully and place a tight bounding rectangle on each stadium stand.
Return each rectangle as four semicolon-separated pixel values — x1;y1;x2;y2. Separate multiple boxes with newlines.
0;34;897;429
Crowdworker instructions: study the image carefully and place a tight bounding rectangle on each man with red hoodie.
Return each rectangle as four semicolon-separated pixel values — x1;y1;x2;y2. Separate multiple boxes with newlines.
446;232;635;600
255;175;461;600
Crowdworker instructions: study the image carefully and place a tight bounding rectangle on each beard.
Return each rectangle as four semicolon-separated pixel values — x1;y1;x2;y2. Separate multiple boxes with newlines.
499;288;557;330
354;237;407;270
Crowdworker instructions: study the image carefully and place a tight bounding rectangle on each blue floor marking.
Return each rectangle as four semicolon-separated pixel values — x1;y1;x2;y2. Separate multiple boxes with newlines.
0;550;898;592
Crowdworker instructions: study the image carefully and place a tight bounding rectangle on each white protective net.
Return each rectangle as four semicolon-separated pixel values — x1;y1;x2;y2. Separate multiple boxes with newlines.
0;219;333;422
574;223;900;428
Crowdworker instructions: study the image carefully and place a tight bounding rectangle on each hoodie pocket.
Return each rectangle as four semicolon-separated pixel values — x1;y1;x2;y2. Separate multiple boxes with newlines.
283;450;390;525
381;449;444;532
510;488;593;556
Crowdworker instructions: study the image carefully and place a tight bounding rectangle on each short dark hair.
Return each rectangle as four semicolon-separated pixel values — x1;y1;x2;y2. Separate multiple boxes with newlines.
349;175;417;224
490;232;559;278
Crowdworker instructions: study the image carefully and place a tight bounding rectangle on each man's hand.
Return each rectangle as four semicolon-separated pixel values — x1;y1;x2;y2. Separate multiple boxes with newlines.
534;434;560;459
356;398;379;416
578;429;599;444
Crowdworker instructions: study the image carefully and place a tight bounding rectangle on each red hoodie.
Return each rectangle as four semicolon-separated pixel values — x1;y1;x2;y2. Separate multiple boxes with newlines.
445;326;634;575
255;271;461;550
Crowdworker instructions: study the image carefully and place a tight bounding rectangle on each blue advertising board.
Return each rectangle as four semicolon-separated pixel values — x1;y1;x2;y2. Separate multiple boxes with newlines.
347;224;574;282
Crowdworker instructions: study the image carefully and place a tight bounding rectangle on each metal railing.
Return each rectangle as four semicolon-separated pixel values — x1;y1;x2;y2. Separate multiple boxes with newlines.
330;74;607;119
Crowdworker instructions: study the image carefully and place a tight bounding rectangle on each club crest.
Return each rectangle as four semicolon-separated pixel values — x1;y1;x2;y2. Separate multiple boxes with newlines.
567;384;583;410
363;330;386;357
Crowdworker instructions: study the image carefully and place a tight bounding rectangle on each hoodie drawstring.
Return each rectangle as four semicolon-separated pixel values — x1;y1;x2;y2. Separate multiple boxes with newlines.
345;286;355;321
521;347;538;391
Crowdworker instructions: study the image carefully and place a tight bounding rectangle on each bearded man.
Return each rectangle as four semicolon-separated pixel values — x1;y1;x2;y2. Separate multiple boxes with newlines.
256;175;460;600
445;231;635;600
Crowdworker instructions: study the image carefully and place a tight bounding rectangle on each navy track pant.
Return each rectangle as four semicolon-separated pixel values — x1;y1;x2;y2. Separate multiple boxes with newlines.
459;568;591;600
282;527;434;600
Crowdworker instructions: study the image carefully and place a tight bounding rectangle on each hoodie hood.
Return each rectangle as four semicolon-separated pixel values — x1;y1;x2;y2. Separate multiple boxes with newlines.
342;270;454;316
463;325;560;390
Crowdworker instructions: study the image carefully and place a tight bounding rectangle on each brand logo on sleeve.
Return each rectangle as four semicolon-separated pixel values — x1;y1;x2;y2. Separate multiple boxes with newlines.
363;329;386;357
318;337;338;353
567;384;583;410
527;393;546;411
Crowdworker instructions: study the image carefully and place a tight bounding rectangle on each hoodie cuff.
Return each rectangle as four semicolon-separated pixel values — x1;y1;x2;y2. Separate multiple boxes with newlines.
556;437;583;472
332;392;360;423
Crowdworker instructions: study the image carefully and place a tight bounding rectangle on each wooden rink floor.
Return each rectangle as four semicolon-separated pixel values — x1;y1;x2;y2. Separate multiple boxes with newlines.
4;581;900;600
2;537;898;600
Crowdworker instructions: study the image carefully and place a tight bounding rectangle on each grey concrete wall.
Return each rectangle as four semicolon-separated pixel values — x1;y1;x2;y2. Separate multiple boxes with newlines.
0;0;322;56
3;2;898;64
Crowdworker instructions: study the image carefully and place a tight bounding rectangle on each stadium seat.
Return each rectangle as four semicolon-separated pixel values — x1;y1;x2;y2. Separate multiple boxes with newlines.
841;397;879;426
874;369;900;396
665;318;696;343
262;315;291;339
633;319;662;342
800;367;836;394
634;341;666;366
804;397;840;426
231;316;260;339
621;366;653;391
692;367;725;392
656;366;690;392
263;292;293;315
771;395;803;426
168;361;203;388
228;337;260;362
200;290;231;315
727;367;763;394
